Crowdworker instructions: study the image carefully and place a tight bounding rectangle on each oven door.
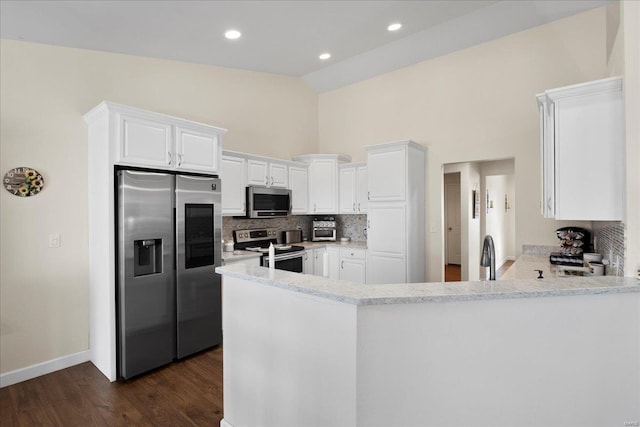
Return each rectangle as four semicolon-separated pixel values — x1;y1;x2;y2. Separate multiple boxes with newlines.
264;252;304;273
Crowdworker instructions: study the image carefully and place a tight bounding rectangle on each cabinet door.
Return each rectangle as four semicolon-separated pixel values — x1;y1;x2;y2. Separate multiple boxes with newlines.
221;155;246;216
247;159;268;186
289;165;308;214
366;253;406;284
367;204;406;257
368;147;406;201
303;250;314;275
537;95;555;218
340;259;366;283
554;93;624;220
175;126;220;173
309;159;337;213
356;166;368;213
327;247;340;280
339;167;357;213
118;113;172;168
313;247;326;277
269;162;288;188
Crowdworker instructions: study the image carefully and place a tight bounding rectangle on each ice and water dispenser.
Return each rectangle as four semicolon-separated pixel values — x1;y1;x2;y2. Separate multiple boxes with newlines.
134;239;162;276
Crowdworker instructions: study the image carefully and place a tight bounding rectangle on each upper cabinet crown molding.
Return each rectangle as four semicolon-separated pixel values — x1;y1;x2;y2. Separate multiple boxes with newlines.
543;77;623;102
292;153;352;164
84;101;226;174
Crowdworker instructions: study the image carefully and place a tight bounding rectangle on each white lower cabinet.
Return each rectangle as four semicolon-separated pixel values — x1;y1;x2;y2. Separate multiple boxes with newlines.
303;250;314;275
339;248;366;283
327;246;340;280
366;253;406;284
312;247;326;276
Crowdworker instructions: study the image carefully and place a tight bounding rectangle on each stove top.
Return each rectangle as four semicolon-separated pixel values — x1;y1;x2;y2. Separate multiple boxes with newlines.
233;228;304;255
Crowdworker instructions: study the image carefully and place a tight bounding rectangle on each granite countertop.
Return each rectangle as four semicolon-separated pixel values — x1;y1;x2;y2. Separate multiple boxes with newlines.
499;254;554;280
216;263;640;306
297;241;367;249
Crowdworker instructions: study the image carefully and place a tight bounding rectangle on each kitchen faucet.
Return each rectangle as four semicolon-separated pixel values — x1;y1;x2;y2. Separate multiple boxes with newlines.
480;235;496;280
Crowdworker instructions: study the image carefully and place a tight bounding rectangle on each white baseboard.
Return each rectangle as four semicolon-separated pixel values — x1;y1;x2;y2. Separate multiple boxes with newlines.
220;419;233;427
0;350;91;388
506;255;516;261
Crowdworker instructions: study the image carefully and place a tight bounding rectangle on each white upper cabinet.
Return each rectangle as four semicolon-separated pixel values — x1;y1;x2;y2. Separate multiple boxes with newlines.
289;165;308;214
247;159;269;186
293;154;351;214
537;77;625;220
221;154;247;216
118;113;173;168
339;166;357;213
247;159;288;188
175;126;221;173
269;162;288;188
368;145;406;202
356;165;368;213
339;163;368;214
106;102;226;174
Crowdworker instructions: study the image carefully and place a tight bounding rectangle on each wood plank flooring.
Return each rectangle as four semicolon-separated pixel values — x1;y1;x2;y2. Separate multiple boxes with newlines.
0;346;223;427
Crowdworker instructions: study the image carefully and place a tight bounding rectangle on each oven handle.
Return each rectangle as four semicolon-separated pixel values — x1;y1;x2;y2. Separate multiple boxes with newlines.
264;251;304;265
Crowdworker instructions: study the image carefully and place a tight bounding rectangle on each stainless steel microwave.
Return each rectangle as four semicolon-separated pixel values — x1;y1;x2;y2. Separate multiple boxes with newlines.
244;186;291;218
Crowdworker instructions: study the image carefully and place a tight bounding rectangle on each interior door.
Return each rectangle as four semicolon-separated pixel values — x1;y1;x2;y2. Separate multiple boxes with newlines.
445;182;461;265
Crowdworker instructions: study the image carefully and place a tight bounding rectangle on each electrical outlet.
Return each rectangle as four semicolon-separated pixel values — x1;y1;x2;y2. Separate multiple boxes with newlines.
49;234;61;248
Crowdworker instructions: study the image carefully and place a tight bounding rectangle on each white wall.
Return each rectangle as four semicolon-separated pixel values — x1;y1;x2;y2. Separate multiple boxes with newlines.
485;175;515;268
0;40;318;374
319;8;608;281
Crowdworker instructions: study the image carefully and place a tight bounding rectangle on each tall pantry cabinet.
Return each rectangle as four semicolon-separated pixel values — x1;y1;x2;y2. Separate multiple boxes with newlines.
366;141;426;284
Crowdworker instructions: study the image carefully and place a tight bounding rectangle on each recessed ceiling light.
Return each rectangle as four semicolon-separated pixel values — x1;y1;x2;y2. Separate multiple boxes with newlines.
225;29;242;40
319;53;331;60
387;23;402;32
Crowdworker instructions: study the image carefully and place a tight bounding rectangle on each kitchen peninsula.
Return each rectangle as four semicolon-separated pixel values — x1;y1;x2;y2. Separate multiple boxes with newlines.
216;264;640;427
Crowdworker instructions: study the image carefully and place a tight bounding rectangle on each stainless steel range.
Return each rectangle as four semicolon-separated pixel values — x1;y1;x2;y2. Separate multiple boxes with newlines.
233;228;305;272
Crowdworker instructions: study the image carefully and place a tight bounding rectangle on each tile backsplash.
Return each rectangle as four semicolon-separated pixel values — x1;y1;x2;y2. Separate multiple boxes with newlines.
592;221;625;276
222;214;367;243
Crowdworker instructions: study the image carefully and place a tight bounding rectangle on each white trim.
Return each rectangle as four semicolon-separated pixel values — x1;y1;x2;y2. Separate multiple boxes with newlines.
0;350;90;388
220;419;234;427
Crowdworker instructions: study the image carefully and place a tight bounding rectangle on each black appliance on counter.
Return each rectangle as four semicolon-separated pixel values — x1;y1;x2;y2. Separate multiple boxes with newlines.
233;228;305;272
549;227;592;266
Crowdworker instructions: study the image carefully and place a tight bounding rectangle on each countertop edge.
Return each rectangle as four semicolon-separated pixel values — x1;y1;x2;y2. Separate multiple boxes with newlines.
216;265;640;306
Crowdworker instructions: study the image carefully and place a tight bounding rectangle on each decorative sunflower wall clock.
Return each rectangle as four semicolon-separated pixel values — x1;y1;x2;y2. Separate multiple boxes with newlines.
3;167;45;197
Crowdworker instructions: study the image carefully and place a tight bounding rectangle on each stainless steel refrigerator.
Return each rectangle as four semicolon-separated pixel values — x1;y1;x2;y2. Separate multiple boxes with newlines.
116;169;222;379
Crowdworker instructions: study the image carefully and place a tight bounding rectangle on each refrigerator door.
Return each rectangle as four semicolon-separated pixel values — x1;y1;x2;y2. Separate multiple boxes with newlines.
117;170;175;379
175;175;222;358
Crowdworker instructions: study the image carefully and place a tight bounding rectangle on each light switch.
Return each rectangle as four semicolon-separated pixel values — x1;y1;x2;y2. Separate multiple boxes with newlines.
49;234;61;248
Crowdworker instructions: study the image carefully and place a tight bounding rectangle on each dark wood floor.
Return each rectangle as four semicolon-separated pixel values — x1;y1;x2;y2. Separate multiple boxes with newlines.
0;346;223;427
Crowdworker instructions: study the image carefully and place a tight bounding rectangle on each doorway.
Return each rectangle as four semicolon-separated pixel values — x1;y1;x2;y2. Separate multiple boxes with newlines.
444;172;461;281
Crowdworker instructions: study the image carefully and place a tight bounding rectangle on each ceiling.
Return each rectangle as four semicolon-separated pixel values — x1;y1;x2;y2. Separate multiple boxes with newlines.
0;0;613;92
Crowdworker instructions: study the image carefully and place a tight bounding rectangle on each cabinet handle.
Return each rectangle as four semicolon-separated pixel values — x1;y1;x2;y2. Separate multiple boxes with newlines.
168;152;172;165
357;202;360;212
353;202;356;212
547;197;552;211
266;175;269;185
341;260;344;269
368;191;370;200
315;252;318;259
304;253;308;260
271;176;274;186
314;203;317;212
178;153;183;166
